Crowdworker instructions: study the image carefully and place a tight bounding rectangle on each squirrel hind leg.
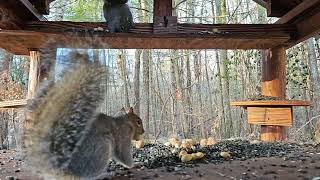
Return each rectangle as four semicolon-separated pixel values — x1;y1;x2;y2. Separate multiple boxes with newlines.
112;136;133;168
106;21;118;33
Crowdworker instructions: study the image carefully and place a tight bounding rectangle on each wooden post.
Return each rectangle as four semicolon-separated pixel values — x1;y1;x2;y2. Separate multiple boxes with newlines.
261;46;287;141
27;51;41;99
24;49;56;148
27;49;56;99
261;125;286;141
153;0;172;17
153;0;177;34
262;47;286;98
23;50;41;149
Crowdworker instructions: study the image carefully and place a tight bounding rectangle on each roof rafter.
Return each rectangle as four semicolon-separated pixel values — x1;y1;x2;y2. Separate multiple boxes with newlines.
252;0;268;8
275;0;320;46
0;0;46;29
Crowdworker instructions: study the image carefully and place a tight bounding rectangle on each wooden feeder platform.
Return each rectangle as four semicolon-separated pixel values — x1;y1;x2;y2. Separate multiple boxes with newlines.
231;100;311;141
230;100;311;107
0;100;28;109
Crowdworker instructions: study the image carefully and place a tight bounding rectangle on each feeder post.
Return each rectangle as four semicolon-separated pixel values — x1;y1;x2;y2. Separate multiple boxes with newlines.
261;46;287;141
27;51;41;99
24;49;56;147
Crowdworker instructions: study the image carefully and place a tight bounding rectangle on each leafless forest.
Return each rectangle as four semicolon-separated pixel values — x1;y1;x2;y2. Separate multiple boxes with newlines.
1;0;320;149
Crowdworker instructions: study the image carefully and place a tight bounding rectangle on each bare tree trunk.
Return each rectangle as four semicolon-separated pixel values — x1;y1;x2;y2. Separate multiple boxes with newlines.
143;50;150;139
99;49;107;113
172;50;189;137
150;58;157;136
134;50;142;115
193;51;205;138
118;50;130;108
204;50;215;126
105;50;111;114
306;38;320;129
170;51;178;136
216;0;233;138
185;50;193;136
215;52;225;139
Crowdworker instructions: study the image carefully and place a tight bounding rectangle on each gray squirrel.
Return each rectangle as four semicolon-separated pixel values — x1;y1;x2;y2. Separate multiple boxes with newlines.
24;55;144;179
103;0;134;33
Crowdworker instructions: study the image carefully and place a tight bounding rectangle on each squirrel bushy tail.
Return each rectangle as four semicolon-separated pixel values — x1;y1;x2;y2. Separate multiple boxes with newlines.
24;61;105;178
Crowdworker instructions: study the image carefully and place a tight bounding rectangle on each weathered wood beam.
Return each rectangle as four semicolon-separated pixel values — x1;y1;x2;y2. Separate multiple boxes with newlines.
19;0;47;21
252;0;267;8
25;21;296;34
267;1;288;17
0;22;296;54
0;99;27;108
276;0;320;24
266;0;303;17
0;4;23;29
29;0;53;15
0;0;45;29
288;1;320;46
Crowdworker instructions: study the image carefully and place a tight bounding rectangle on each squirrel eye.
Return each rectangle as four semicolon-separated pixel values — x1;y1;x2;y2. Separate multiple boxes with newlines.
137;121;141;126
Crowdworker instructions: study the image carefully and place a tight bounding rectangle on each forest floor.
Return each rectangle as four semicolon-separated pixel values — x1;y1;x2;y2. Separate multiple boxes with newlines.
0;140;320;180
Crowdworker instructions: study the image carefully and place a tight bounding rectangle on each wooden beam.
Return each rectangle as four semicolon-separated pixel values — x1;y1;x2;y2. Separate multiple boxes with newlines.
276;0;320;24
29;0;53;15
291;1;320;46
0;4;23;29
0;22;296;54
252;0;267;8
266;0;303;17
0;0;46;29
267;1;288;17
27;51;41;99
19;0;47;21
261;47;286;98
0;99;27;108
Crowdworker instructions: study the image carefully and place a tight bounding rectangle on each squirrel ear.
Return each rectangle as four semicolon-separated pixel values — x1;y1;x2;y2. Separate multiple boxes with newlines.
129;107;134;114
121;107;126;112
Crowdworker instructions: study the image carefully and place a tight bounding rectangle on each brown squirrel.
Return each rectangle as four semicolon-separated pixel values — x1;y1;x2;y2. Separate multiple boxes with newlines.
24;57;144;179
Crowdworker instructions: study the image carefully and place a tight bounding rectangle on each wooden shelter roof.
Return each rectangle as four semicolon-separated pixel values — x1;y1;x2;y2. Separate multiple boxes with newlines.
0;0;320;55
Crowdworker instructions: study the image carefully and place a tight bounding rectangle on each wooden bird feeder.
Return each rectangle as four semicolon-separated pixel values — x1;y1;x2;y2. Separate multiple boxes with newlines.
231;100;311;141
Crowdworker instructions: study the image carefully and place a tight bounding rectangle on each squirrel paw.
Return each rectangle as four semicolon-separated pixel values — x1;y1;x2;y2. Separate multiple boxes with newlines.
93;171;115;180
133;162;144;168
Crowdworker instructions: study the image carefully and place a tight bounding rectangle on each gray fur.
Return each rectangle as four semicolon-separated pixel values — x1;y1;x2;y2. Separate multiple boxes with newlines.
25;60;144;179
103;0;134;33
